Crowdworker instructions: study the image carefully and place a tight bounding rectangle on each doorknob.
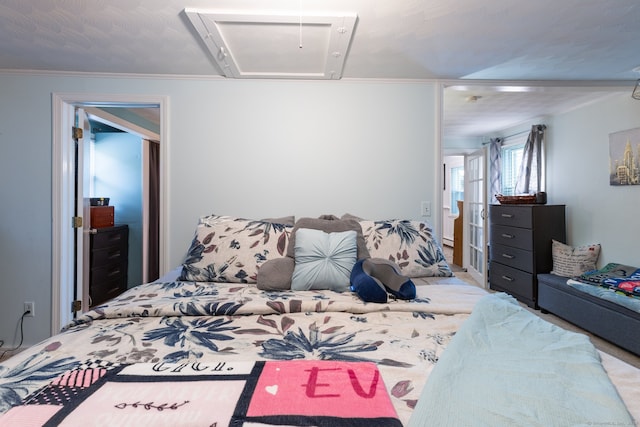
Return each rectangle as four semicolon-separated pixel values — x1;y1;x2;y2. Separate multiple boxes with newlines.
481;209;486;220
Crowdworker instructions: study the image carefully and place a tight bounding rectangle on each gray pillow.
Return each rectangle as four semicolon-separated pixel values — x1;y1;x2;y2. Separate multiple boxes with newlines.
341;213;364;221
256;257;295;290
286;217;370;260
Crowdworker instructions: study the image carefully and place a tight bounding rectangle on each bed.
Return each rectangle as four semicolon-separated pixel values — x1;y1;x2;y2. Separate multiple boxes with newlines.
1;215;638;426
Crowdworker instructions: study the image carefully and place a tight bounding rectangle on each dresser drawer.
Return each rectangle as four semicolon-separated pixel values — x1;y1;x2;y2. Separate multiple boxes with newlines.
90;277;126;307
489;262;534;301
90;263;127;286
490;224;533;250
91;226;128;250
490;243;533;272
91;246;127;268
490;205;533;228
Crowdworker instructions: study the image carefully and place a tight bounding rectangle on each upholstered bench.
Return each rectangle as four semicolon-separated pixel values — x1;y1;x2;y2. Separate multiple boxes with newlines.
537;273;640;356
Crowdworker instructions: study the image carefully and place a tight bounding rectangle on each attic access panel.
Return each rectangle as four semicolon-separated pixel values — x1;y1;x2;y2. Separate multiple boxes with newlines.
185;9;357;79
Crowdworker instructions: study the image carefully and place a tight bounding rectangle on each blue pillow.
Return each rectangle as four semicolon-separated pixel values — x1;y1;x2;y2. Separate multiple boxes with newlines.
291;228;357;292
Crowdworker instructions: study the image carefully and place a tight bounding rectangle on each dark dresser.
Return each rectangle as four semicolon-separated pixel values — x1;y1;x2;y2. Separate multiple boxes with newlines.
489;204;565;308
89;224;129;307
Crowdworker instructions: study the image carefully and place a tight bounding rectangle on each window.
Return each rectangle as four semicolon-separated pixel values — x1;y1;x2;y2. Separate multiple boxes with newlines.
450;166;464;215
500;142;525;196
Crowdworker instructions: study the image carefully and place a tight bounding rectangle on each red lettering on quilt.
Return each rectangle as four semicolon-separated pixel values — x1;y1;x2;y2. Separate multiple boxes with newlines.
302;367;379;398
347;368;379;398
247;361;395;419
304;367;341;398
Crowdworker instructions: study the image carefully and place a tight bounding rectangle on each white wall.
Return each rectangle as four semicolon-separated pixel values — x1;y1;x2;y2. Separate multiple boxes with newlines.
492;95;640;267
1;70;637;349
0;72;438;347
546;94;640;267
167;79;440;267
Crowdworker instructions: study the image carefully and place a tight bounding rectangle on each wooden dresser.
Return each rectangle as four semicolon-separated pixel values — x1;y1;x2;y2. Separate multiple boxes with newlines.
89;224;129;307
489;204;565;308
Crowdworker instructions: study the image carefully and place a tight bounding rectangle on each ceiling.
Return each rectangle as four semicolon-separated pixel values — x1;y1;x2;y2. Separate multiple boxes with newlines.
88;107;161;135
2;0;639;140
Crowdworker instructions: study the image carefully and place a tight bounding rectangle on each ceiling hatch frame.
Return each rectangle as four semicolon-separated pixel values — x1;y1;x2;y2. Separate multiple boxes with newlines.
185;9;358;80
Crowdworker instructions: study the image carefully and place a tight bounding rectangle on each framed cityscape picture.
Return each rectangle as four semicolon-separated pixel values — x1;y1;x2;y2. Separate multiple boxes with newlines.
609;127;640;186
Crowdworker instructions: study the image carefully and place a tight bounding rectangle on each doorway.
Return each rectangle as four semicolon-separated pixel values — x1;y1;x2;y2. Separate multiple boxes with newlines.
52;93;169;334
441;150;488;287
85;107;160;281
442;155;464;268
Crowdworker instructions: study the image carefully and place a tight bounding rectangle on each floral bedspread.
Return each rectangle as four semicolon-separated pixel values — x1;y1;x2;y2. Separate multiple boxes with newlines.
0;281;487;425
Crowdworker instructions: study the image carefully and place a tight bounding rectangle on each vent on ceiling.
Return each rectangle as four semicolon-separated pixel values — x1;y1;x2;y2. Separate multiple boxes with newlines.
185;9;357;80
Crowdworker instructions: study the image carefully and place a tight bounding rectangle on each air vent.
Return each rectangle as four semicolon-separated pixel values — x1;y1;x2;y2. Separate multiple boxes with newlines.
184;9;357;80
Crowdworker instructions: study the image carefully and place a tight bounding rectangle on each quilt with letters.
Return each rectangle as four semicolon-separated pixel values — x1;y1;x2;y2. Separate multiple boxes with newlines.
0;280;487;426
2;359;401;427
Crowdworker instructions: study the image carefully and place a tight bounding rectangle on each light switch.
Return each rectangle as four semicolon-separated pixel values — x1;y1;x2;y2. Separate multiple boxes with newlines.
421;201;431;217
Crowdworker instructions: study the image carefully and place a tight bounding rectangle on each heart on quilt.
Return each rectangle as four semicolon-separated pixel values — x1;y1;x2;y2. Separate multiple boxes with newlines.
265;385;278;395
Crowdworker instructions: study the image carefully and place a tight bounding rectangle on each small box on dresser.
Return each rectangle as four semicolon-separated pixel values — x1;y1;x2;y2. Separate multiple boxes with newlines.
489;204;566;308
90;206;114;228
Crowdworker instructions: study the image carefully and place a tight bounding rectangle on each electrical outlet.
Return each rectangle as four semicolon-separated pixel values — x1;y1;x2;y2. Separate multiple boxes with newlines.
421;201;431;217
24;301;35;317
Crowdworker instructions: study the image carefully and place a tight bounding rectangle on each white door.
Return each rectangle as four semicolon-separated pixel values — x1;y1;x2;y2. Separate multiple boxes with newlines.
74;108;92;314
464;149;488;287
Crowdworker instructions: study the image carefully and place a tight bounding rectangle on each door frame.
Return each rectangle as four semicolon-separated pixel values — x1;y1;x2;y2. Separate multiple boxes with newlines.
439;82;488;287
51;93;170;334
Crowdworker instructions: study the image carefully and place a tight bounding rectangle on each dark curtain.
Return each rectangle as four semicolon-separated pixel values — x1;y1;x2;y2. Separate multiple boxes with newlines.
489;137;503;203
515;125;546;194
148;141;160;281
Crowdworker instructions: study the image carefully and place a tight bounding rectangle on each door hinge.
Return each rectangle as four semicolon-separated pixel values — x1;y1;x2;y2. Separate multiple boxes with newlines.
72;300;82;313
72;216;83;228
72;126;83;140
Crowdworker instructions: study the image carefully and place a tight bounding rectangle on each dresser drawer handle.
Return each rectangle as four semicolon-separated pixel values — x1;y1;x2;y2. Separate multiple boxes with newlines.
501;275;514;282
501;213;514;218
501;233;515;239
501;253;515;259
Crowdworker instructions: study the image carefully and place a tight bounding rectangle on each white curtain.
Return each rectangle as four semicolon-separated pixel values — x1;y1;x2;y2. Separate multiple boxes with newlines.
489;137;503;203
515;125;546;194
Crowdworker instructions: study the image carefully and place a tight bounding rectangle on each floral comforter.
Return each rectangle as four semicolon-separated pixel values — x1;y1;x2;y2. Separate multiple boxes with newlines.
0;280;488;425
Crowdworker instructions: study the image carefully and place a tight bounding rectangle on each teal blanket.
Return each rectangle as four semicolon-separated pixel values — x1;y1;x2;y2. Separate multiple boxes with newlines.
567;279;640;314
409;293;634;427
